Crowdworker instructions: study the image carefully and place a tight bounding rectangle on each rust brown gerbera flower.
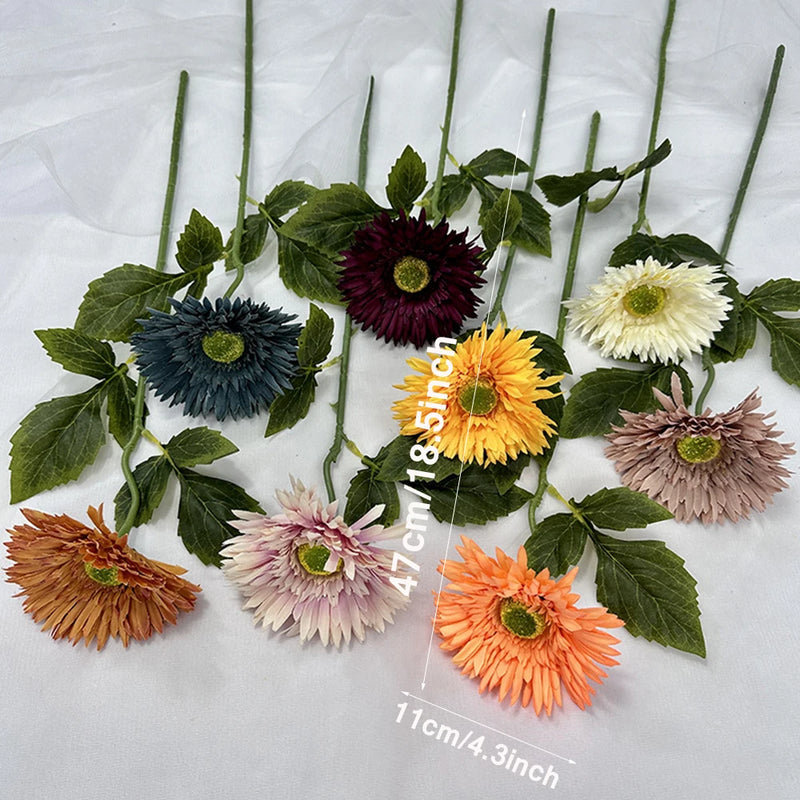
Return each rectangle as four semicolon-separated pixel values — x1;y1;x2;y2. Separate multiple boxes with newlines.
5;507;200;649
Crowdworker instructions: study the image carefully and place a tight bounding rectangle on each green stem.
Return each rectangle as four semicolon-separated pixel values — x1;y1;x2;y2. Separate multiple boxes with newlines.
694;350;715;414
556;111;601;348
430;0;464;223
632;0;676;235
118;71;189;537
224;0;254;299
322;78;374;503
488;8;555;325
719;44;785;262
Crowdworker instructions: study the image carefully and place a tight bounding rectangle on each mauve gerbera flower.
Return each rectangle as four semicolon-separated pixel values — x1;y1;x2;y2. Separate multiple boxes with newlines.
435;538;624;715
393;324;561;465
337;209;485;347
131;295;301;421
5;507;200;649
565;257;732;362
605;373;795;523
220;479;409;646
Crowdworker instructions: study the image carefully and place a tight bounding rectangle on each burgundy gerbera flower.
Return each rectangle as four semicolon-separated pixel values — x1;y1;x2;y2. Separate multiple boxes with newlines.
338;209;485;347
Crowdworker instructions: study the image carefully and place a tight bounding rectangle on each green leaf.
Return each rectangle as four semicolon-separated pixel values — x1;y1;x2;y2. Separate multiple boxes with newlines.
521;330;572;375
756;313;800;387
298;304;334;367
264;372;317;437
10;384;107;503
106;372;140;447
560;365;692;438
747;278;800;312
524;514;589;575
420;174;472;217
465;148;531;178
487;454;530;495
34;328;116;379
344;467;401;527
576;487;673;530
426;467;532;526
278;182;384;257
593;532;705;657
386;145;428;212
176;209;224;271
709;276;756;362
262;180;318;221
479;188;522;251
113;455;172;529
225;212;270;270
622;139;672;178
609;232;726;268
376;435;463;484
75;263;211;342
277;234;343;305
176;469;263;567
165;427;238;468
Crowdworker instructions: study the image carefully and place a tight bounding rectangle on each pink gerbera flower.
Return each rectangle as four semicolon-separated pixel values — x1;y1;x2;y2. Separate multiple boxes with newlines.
220;479;409;646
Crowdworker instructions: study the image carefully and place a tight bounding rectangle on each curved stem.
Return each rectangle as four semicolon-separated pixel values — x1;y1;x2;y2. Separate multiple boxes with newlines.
694;351;715;415
118;71;189;537
430;0;464;223
488;8;555;325
632;0;676;235
224;0;254;299
322;78;374;503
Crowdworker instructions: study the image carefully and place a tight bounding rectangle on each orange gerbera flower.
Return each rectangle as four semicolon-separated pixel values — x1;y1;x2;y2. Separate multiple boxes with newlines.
435;538;624;715
5;507;200;650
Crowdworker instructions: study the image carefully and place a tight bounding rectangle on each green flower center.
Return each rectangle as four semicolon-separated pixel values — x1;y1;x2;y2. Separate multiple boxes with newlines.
83;562;121;587
499;598;547;640
457;378;498;416
393;256;431;293
296;543;343;577
622;284;667;317
202;330;245;363
676;435;721;464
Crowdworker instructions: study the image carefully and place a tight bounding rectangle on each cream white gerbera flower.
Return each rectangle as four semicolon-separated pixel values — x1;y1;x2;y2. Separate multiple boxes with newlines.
565;257;732;362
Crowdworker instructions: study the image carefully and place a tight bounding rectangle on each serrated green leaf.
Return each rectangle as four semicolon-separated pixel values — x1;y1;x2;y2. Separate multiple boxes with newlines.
534;392;564;467
386;145;427;212
176;209;224;271
298;304;334;367
509;192;551;257
165;427;238;468
710;277;757;363
262;180;318;221
420;174;472;217
225;212;270;270
277;234;343;305
106;372;141;447
10;384;107;503
576;487;672;530
278;182;383;257
609;232;725;268
176;469;263;567
521;330;571;375
34;328;116;379
747;278;800;312
376;435;463;484
465;148;531;178
593;532;705;657
343;467;401;527
479;188;522;251
487;454;530;495
75;263;211;342
264;373;317;437
623;139;672;178
426;467;532;526
561;365;692;438
756;312;800;387
113;455;172;529
524;513;589;574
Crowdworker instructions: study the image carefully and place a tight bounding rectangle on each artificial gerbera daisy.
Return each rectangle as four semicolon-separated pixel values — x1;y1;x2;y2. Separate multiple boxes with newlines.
564;257;732;362
131;295;301;421
5;507;200;649
605;372;794;523
392;324;561;465
337;209;485;347
435;538;623;715
220;479;409;646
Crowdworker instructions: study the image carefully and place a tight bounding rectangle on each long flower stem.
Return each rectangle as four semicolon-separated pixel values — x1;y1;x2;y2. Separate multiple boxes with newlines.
118;71;189;537
430;0;464;223
224;0;254;299
528;111;601;534
488;8;555;325
322;77;374;503
632;0;676;235
695;44;784;414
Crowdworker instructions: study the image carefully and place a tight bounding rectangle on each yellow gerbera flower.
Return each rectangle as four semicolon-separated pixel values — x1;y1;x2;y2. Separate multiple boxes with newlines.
392;325;561;465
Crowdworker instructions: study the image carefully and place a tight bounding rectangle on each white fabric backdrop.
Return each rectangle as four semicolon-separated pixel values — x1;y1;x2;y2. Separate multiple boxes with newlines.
2;1;799;798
